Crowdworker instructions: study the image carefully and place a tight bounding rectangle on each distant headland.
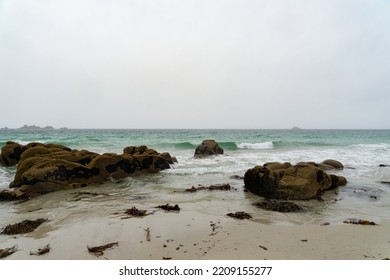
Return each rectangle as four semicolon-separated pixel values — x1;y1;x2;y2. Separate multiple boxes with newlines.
0;125;68;130
19;125;55;130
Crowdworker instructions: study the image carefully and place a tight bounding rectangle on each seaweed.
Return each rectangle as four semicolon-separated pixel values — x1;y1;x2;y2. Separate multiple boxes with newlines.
87;242;119;256
253;200;303;213
185;184;233;192
209;221;221;236
1;218;48;235
227;211;253;220
145;227;151;241
156;204;180;211
124;207;149;217
30;244;51;256
343;218;378;225
0;245;18;259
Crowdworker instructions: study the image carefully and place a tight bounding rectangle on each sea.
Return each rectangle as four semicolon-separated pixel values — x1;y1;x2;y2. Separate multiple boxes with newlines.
1;129;390;229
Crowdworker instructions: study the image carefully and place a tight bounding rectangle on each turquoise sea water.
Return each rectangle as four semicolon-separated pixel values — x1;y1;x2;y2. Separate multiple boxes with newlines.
1;129;390;229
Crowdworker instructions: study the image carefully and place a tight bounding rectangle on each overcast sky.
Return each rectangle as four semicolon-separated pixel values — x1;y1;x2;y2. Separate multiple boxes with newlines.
0;0;389;129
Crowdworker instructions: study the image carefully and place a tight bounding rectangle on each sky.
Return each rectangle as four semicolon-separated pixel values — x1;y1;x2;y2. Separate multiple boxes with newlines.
0;0;389;129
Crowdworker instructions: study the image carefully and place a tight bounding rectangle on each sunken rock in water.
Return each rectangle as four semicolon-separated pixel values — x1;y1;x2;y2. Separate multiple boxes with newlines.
244;161;347;200
194;140;223;158
320;159;344;170
0;142;173;200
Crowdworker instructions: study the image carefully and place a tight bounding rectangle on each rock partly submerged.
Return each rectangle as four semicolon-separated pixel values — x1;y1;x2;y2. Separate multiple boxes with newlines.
244;160;347;200
194;140;223;158
0;141;175;200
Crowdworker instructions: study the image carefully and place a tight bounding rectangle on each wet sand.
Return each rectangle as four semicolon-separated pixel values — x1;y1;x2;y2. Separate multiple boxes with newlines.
1;204;389;260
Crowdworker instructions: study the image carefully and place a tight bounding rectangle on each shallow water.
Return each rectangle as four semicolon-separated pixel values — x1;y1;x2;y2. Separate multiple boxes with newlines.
1;129;390;232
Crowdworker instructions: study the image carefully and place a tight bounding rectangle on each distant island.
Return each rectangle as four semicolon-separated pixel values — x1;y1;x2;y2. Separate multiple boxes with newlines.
0;125;68;130
18;125;55;130
291;126;302;130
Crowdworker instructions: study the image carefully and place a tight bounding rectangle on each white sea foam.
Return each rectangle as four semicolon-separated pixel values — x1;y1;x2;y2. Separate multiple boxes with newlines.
10;139;44;145
349;143;390;150
237;142;274;149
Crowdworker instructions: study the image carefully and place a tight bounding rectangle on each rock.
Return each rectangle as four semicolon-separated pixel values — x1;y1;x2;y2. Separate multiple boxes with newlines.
0;189;24;201
263;162;292;170
123;145;177;164
160;152;178;164
330;174;348;190
244;161;347;200
0;142;174;200
278;164;332;198
132;154;171;172
88;153;135;181
123;145;157;155
16;182;85;199
243;165;281;198
194;140;223;158
322;159;344;169
0;141;25;166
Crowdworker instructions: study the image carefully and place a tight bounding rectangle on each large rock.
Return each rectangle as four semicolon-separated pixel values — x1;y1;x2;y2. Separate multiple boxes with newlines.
194;140;223;158
0;141;25;166
0;142;174;200
244;161;347;200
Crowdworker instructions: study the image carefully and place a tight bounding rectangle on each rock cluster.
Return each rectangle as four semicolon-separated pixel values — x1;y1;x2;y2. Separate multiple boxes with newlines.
194;140;223;158
0;141;175;200
244;160;347;200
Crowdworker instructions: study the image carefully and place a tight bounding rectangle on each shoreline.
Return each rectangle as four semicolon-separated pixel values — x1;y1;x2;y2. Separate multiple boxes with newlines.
2;203;389;260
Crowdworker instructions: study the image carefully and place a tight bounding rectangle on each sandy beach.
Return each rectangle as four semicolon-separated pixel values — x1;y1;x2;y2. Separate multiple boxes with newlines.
1;198;389;260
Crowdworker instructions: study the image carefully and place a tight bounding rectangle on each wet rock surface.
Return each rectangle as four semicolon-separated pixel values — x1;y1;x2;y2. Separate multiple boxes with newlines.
0;142;175;200
194;140;223;158
244;161;347;200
